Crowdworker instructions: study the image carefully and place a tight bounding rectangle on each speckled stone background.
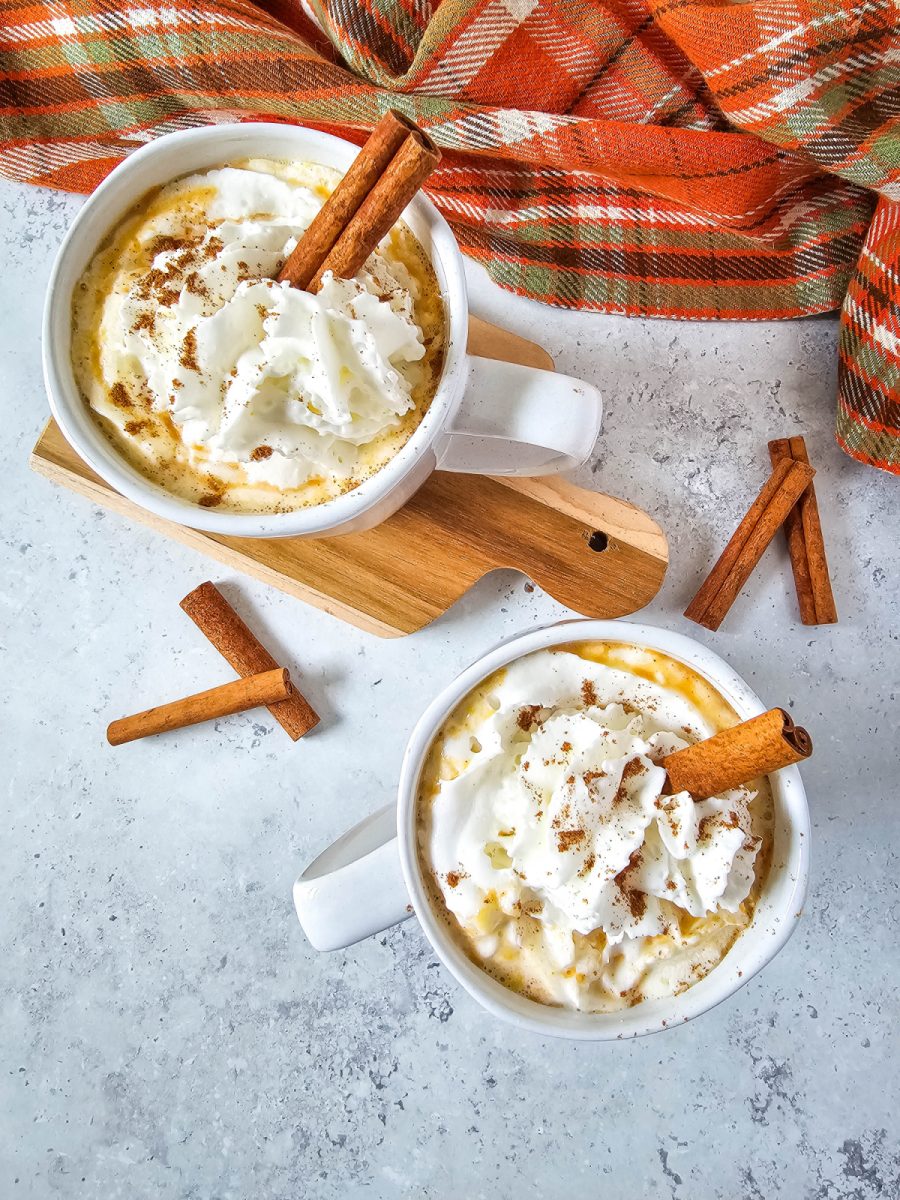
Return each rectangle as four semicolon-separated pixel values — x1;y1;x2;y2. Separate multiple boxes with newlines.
2;175;898;1200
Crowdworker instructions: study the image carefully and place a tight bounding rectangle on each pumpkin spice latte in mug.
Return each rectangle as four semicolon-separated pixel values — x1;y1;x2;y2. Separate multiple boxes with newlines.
416;641;775;1013
71;158;445;513
293;621;809;1039
46;124;603;540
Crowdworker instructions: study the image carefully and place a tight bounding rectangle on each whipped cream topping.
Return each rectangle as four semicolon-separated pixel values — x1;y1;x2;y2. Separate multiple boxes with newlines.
78;163;439;497
420;645;767;1011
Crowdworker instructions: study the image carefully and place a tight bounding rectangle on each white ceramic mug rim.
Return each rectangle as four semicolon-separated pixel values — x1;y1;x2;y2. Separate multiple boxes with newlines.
42;121;470;538
396;619;810;1040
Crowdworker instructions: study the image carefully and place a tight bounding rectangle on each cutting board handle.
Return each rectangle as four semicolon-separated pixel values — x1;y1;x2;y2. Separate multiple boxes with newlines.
434;355;603;476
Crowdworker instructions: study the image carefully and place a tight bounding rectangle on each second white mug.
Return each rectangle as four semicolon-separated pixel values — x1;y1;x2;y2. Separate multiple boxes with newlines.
293;620;810;1041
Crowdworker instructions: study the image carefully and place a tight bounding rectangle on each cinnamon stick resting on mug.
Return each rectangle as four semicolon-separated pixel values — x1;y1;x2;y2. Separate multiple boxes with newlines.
277;109;440;294
107;667;292;746
661;708;812;801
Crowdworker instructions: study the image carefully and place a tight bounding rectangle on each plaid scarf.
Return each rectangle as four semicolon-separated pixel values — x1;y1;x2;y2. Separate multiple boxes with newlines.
1;0;897;472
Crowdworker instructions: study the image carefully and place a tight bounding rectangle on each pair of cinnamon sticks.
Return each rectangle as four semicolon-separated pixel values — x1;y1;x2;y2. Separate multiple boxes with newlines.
278;110;440;293
107;583;319;746
685;435;837;631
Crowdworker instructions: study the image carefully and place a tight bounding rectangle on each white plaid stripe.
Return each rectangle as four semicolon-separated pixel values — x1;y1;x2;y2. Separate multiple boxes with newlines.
703;0;894;80
416;0;540;92
724;46;900;127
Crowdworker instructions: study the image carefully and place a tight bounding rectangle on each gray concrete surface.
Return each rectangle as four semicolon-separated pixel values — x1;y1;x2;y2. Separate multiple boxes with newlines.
1;176;898;1199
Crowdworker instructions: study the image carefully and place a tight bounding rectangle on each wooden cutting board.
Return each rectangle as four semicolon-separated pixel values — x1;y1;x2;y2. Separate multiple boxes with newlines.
30;316;667;637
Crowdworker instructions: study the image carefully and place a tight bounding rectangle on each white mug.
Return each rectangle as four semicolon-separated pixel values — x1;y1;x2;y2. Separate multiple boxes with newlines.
43;122;603;539
294;620;811;1040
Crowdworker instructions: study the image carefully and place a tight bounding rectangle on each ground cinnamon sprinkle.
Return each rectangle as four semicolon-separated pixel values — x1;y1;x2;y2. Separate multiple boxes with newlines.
180;329;200;372
561;741;572;753
614;849;647;918
578;852;596;878
698;814;718;844
137;266;179;306
109;382;132;409
148;234;182;256
184;271;210;299
581;679;598;706
446;871;467;889
151;234;202;264
516;705;541;731
250;445;273;461
130;312;155;334
124;419;149;436
613;758;646;807
557;829;586;852
197;477;225;508
551;802;572;831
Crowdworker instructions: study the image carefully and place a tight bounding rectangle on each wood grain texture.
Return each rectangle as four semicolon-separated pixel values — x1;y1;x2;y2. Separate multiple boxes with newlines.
30;317;667;636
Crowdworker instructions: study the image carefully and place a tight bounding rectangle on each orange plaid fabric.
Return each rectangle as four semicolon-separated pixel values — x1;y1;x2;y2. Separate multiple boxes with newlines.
0;0;897;470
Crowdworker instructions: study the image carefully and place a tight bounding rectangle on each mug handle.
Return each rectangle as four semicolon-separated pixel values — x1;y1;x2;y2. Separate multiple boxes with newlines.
293;804;412;951
434;354;603;476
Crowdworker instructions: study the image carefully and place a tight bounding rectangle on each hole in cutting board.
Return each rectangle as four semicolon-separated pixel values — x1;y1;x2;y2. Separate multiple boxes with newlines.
587;531;609;553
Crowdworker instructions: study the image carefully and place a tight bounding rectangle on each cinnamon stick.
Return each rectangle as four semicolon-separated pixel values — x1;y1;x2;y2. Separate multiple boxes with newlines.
180;582;319;741
768;436;837;625
277;111;416;290
662;708;812;801
107;667;292;746
308;126;440;292
684;457;815;631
